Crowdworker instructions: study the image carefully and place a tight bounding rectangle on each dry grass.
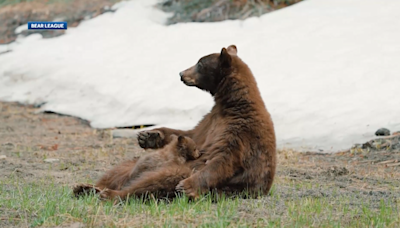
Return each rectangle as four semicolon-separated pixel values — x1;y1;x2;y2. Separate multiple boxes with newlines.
1;102;399;227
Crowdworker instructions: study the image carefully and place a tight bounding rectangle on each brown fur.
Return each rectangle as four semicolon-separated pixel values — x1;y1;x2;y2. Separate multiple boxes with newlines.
127;135;199;183
96;135;199;200
86;45;276;200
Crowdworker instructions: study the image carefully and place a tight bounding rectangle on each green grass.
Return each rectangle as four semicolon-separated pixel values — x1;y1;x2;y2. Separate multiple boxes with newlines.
1;175;399;228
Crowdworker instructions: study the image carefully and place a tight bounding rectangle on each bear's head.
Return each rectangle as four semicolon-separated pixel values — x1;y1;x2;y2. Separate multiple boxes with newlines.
179;45;238;95
176;135;200;160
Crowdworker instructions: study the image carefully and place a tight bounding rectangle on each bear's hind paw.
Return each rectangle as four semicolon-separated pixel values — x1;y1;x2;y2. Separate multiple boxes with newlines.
72;184;101;198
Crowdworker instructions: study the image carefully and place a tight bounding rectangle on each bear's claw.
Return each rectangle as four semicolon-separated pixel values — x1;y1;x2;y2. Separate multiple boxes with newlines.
99;188;112;200
176;179;199;199
175;180;185;193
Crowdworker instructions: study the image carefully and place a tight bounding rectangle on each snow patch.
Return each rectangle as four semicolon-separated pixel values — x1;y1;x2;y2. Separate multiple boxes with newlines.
1;0;400;152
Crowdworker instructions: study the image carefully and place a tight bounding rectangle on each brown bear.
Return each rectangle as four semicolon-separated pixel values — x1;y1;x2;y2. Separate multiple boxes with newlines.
74;45;276;200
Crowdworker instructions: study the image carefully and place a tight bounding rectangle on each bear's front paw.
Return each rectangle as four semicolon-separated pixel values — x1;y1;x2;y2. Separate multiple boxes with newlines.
137;130;165;149
176;178;200;199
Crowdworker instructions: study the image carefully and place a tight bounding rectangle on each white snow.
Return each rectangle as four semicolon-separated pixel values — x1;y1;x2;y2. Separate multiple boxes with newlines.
0;0;399;152
15;23;28;34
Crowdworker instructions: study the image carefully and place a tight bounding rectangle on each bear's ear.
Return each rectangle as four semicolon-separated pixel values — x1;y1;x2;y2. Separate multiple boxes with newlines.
220;48;232;68
177;136;186;146
227;45;237;55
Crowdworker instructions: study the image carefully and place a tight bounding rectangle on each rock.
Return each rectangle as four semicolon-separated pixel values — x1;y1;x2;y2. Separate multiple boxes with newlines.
112;129;139;138
375;128;390;136
0;155;6;160
44;158;59;163
355;134;400;152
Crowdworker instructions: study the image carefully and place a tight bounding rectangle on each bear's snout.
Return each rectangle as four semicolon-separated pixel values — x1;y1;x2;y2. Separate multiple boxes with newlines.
180;70;197;86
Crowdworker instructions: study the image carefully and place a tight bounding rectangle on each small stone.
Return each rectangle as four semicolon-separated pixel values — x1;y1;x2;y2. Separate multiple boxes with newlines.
44;158;59;163
375;128;390;136
0;155;6;160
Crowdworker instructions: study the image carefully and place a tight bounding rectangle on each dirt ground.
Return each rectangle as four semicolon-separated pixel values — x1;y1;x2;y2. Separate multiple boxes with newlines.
0;101;143;186
1;101;399;207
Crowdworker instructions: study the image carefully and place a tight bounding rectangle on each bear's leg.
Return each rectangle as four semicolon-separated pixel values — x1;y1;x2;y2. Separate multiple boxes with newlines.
176;155;236;199
100;165;191;200
137;128;193;149
95;159;138;190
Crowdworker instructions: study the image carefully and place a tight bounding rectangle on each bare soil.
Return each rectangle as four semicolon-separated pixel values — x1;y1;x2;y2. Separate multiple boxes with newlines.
0;101;144;186
1;101;399;209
